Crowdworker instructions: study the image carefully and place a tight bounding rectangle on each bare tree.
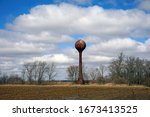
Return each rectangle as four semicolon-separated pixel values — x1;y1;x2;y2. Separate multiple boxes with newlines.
7;74;24;84
134;57;145;85
144;60;150;87
88;65;107;84
46;63;57;82
125;57;145;85
23;62;35;84
22;61;57;84
109;52;126;83
89;68;98;80
36;61;47;84
0;74;8;84
109;53;150;86
67;65;78;82
97;64;106;78
124;56;135;85
32;61;38;82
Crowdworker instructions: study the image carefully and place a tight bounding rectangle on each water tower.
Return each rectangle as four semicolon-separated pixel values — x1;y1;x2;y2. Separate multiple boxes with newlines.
75;39;86;84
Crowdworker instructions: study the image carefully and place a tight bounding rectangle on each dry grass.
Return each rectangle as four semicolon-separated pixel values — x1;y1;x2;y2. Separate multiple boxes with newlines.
0;84;150;100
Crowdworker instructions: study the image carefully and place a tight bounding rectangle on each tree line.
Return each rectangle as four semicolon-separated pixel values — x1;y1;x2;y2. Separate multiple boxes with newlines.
0;61;57;85
109;53;150;86
0;53;150;86
22;61;57;84
0;74;24;84
67;53;150;87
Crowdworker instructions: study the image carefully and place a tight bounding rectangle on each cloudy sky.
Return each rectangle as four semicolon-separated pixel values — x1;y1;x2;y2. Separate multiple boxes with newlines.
0;0;150;79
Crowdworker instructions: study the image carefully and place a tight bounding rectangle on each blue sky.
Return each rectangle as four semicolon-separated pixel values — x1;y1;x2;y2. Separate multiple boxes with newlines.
0;0;150;79
0;0;52;28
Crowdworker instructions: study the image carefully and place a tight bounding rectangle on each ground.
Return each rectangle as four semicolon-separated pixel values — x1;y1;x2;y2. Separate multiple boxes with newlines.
0;84;150;100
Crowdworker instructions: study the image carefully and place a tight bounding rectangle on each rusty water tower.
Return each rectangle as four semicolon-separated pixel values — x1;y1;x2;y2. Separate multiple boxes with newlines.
75;39;86;84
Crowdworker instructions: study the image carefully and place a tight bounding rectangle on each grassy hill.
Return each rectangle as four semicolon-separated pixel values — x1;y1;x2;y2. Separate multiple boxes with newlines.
0;84;150;100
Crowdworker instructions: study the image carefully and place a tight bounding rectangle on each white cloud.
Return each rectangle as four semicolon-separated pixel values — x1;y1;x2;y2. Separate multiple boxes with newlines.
0;42;37;54
99;38;136;50
32;54;75;63
87;38;137;54
136;43;147;52
87;55;113;62
22;32;73;43
6;4;150;38
85;37;150;61
0;38;54;56
138;0;150;11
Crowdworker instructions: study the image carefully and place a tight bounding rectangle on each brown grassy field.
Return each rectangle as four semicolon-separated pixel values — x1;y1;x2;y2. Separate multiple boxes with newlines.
0;84;150;100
